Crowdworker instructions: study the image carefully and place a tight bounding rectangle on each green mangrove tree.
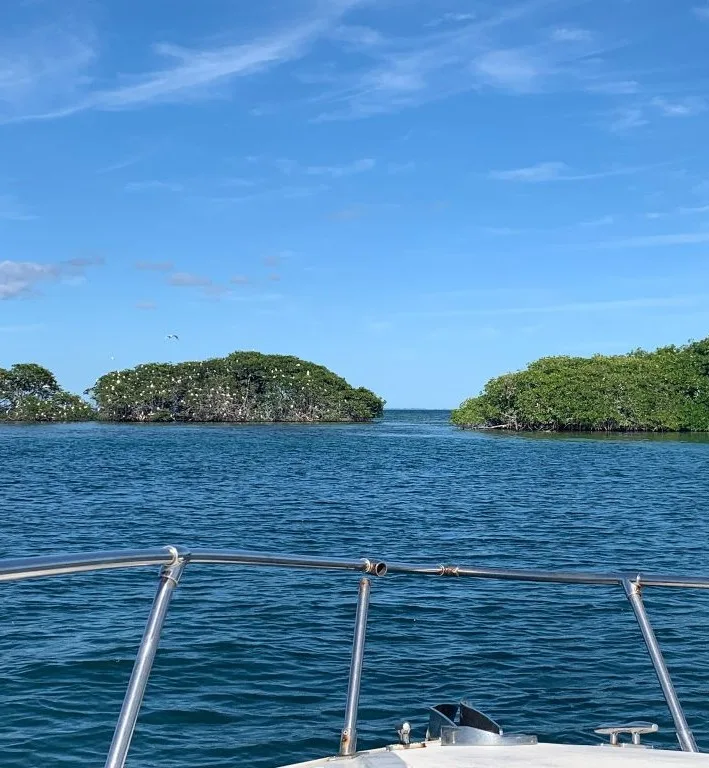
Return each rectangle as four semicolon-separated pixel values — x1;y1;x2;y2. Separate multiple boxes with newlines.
0;363;95;422
451;338;709;432
89;351;384;422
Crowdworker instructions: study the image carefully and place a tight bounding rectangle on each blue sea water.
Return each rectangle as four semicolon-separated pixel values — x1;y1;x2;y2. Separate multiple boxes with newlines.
2;410;709;767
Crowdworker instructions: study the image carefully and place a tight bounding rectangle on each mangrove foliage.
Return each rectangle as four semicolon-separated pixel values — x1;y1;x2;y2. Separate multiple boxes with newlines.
0;363;95;423
451;338;709;432
89;352;384;422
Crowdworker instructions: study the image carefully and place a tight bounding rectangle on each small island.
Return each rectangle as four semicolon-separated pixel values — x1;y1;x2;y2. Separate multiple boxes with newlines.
1;353;384;423
0;363;95;422
451;337;709;432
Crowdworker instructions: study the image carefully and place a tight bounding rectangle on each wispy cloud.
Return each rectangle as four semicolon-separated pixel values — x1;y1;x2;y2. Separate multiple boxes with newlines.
597;232;709;248
387;161;416;174
168;272;212;287
125;180;183;193
390;294;705;320
0;26;96;123
489;161;567;182
606;96;705;133
200;183;328;207
135;301;157;310
0;2;360;122
586;79;639;95
136;260;174;271
693;4;709;20
607;106;648;133
425;12;478;28
65;254;105;268
0;258;102;299
96;154;145;174
488;161;641;182
0;260;55;298
550;27;591;42
314;2;626;120
650;97;706;117
678;204;709;214
473;48;546;93
578;215;614;227
305;158;375;177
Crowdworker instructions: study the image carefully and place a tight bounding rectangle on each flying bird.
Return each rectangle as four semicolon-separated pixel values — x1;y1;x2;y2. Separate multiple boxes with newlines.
166;334;179;341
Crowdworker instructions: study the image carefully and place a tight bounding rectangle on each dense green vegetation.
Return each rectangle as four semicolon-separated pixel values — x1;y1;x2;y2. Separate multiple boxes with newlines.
0;354;384;424
0;363;95;422
452;338;709;432
89;352;384;422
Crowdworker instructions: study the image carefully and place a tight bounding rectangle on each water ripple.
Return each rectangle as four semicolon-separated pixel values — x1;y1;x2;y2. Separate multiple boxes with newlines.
1;412;709;766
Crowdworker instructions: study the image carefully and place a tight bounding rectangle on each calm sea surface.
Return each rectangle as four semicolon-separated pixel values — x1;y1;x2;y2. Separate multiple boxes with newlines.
2;410;709;766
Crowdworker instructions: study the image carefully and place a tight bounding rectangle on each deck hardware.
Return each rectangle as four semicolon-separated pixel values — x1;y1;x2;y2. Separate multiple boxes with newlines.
595;722;659;747
397;721;411;746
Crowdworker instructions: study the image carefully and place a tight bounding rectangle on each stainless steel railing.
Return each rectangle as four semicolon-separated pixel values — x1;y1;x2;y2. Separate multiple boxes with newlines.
2;546;707;765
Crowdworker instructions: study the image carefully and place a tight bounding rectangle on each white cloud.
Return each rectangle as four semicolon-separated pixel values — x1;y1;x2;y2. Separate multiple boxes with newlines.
394;294;705;320
488;162;640;183
168;272;212;287
136;260;174;271
489;161;568;182
473;48;545;92
0;257;102;299
608;106;648;132
578;215;614;227
0;2;361;121
650;97;706;117
599;232;709;248
0;260;56;299
551;27;591;42
96;154;145;174
426;12;477;28
306;158;375;177
125;180;183;192
586;79;639;95
0;26;95;122
314;2;601;119
331;25;383;47
678;204;709;214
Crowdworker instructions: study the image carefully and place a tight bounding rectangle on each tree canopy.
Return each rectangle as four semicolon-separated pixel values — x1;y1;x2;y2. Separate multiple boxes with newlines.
88;351;384;422
451;338;709;432
0;363;94;422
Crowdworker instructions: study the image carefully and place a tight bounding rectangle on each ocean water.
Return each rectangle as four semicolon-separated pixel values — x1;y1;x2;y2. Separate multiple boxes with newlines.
2;410;709;766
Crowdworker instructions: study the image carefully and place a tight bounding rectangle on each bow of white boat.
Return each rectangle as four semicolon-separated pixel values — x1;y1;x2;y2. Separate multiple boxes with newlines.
282;742;709;768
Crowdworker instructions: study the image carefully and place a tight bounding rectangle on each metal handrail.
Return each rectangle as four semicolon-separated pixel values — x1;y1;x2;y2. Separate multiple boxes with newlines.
1;546;706;764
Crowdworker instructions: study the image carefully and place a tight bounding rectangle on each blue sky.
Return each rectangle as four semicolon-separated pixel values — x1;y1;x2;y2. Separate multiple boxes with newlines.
2;0;709;408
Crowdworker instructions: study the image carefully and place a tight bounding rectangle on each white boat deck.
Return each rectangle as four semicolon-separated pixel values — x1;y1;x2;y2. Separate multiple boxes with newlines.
283;742;709;768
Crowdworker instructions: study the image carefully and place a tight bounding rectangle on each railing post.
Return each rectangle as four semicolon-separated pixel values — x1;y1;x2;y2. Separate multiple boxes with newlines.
622;578;698;752
104;559;186;768
339;577;371;756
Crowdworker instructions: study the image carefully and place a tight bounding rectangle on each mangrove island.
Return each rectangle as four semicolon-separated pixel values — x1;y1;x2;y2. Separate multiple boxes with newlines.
1;352;384;423
451;337;709;432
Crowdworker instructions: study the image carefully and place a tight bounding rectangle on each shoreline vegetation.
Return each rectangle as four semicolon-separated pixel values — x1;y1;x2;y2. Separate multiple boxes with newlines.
451;337;709;433
0;353;384;424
